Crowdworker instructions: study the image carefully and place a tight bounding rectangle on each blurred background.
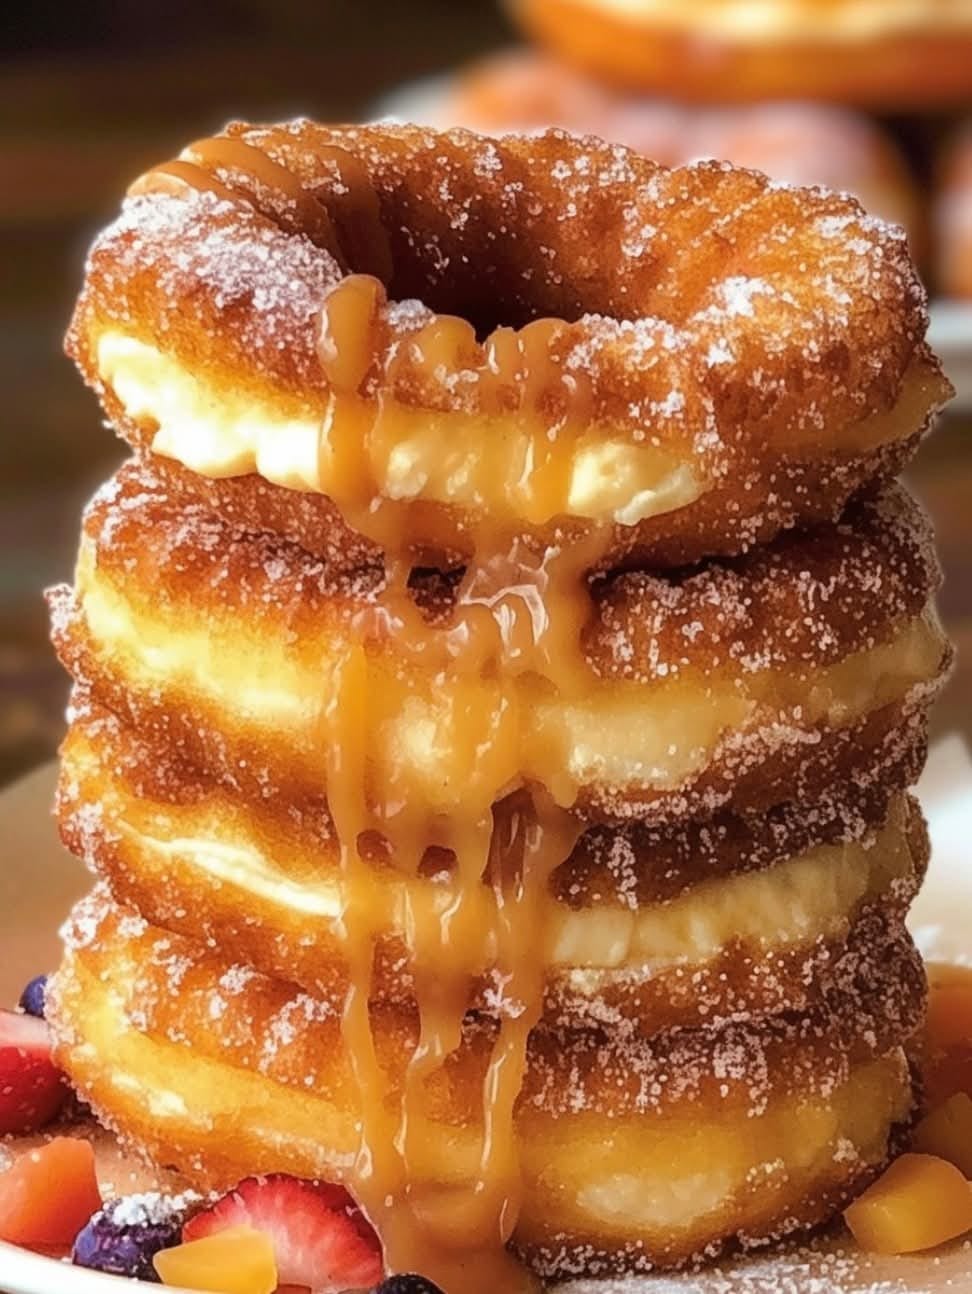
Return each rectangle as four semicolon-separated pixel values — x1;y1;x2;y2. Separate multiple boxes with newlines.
1;0;970;786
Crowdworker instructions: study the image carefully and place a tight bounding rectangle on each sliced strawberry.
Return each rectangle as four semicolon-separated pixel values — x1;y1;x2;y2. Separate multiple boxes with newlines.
0;1137;102;1247
0;1008;67;1134
183;1175;383;1293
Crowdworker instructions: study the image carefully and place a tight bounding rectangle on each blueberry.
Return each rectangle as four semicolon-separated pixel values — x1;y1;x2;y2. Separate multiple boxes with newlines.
18;975;48;1019
72;1191;200;1280
372;1278;446;1294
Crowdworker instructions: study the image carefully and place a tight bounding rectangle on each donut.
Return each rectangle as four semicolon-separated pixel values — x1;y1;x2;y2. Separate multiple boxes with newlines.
65;120;949;571
56;695;929;1036
48;459;950;826
51;117;952;1289
508;0;972;106
935;122;972;300
49;888;926;1277
446;52;925;255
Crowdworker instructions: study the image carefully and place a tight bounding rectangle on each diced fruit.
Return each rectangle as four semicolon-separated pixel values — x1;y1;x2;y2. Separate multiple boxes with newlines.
927;965;972;1052
183;1174;383;1293
925;964;972;1103
153;1226;276;1293
0;1137;102;1247
73;1189;201;1280
913;1093;972;1178
372;1278;446;1294
844;1152;972;1254
18;975;48;1020
0;1008;67;1134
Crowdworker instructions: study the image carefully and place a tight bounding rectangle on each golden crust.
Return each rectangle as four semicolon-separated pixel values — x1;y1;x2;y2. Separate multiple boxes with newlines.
47;461;950;823
510;0;972;106
446;50;925;257
56;697;929;1034
50;890;924;1275
66;121;948;567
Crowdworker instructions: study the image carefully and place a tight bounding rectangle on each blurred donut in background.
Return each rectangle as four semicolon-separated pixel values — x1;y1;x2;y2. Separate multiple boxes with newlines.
445;49;925;254
936;122;972;299
506;0;972;107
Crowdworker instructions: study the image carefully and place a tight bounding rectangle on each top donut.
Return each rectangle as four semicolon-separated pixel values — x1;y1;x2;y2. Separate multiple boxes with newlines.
68;121;951;568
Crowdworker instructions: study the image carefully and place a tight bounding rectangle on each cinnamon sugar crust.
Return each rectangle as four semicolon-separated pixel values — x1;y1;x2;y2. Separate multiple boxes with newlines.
49;890;925;1276
66;121;950;567
56;697;929;1035
47;461;950;823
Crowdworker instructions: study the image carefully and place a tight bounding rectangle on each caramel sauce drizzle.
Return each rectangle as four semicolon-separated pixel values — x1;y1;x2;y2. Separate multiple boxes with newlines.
316;274;605;1293
134;135;622;1294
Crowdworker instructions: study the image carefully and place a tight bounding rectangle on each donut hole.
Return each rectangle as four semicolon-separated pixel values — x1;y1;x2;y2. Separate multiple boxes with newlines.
364;134;644;333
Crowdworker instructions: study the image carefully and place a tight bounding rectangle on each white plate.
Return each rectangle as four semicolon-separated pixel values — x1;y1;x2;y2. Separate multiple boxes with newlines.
373;78;972;412
0;747;970;1293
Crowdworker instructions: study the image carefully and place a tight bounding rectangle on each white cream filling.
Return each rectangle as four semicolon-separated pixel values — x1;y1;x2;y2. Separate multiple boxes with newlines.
66;974;910;1243
126;807;910;973
77;562;945;805
577;0;972;42
97;332;703;527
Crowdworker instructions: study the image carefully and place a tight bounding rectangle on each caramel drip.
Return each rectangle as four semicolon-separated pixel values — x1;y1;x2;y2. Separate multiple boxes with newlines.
130;134;620;1285
312;275;620;1291
127;159;241;204
131;129;393;283
184;135;346;261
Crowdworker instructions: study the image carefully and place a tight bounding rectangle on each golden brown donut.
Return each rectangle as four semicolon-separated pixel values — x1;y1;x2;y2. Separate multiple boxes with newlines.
509;0;972;106
935;121;972;300
56;695;929;1035
446;51;924;256
48;459;950;826
66;120;949;571
49;889;926;1278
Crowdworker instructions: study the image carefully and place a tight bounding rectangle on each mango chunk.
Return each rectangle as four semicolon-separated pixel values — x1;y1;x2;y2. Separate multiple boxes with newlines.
153;1225;276;1293
927;964;972;1052
924;964;972;1103
844;1153;972;1254
913;1093;972;1178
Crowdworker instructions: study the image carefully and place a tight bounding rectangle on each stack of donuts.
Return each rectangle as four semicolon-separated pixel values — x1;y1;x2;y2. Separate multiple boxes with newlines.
47;122;953;1289
434;1;972;299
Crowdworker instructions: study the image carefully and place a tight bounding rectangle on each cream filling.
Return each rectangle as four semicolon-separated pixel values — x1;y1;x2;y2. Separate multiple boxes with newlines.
573;0;972;42
63;965;910;1241
77;559;946;805
122;803;913;973
95;331;931;528
96;331;702;527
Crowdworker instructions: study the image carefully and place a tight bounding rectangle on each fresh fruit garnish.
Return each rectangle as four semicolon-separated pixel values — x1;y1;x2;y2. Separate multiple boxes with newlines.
371;1278;446;1294
18;975;48;1020
0;1137;102;1247
153;1225;276;1293
73;1189;202;1280
925;963;972;1104
913;1092;972;1178
844;1152;972;1254
182;1174;383;1293
0;1008;67;1134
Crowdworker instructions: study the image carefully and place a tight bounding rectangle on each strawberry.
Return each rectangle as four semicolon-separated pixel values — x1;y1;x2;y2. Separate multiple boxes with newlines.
183;1175;383;1293
0;1137;102;1248
0;1009;67;1134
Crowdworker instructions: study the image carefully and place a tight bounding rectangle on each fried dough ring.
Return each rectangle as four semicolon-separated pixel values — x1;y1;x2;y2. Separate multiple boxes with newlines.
48;460;950;824
509;0;972;107
66;121;949;569
50;890;925;1277
57;697;929;1035
445;51;925;258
